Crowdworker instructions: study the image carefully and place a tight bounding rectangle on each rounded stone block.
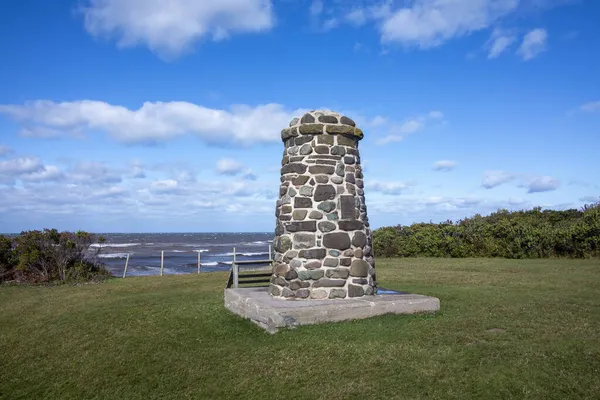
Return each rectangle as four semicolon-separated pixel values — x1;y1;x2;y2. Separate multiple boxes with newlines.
273;263;289;276
350;260;369;277
313;278;346;288
281;163;307;175
317;201;336;213
329;288;346;299
293;232;315;249
309;210;323;220
352;232;367;247
286;221;316;232
292;175;310;186
300;143;313;155
340;116;355;126
323;257;339;267
269;284;281;297
314;185;336;201
294;197;313;208
299;124;324;135
348;284;365;297
292;210;308;220
299;269;324;280
325;268;350;279
318;221;336;233
310;289;328;299
304;260;322;270
323;232;351;250
299;248;327;259
318;115;338;124
276;236;292;253
300;113;315;124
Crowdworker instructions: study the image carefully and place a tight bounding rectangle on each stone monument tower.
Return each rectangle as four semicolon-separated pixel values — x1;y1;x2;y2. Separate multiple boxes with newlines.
270;110;375;300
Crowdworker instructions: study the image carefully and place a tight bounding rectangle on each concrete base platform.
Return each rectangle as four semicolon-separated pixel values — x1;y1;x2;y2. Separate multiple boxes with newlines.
224;287;440;333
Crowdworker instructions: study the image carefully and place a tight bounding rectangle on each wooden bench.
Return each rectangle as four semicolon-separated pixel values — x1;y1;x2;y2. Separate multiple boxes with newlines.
225;249;273;289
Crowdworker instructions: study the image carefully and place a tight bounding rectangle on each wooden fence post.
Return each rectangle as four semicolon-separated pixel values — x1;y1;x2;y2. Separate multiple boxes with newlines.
233;247;238;289
160;250;164;276
197;250;201;274
122;254;130;279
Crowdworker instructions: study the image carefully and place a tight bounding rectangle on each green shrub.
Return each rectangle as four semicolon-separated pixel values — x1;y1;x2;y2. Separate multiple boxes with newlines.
373;201;600;259
1;229;109;284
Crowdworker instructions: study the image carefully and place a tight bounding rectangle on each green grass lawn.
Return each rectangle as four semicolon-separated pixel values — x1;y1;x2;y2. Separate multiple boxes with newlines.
1;258;599;400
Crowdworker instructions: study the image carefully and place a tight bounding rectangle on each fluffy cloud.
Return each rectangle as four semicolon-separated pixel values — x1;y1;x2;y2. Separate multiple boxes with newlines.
66;162;122;185
380;0;519;48
523;175;559;193
216;158;243;175
0;100;303;146
0;156;65;185
0;157;43;175
0;145;11;157
581;101;600;113
376;110;444;144
367;181;411;195
80;0;275;58
483;170;560;193
432;160;457;171
20;165;64;183
517;28;548;60
482;170;515;189
487;28;516;58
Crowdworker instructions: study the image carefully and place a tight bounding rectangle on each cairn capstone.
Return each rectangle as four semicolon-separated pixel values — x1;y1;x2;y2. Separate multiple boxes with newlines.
272;110;375;300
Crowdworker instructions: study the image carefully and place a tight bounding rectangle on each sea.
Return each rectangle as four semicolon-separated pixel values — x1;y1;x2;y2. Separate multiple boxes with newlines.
89;233;274;277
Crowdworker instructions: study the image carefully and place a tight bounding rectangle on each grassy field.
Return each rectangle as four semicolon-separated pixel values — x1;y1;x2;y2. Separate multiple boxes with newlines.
1;258;599;400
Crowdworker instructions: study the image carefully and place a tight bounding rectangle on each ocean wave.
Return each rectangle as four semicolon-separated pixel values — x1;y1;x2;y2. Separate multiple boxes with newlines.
90;243;142;248
213;251;270;257
201;262;218;266
98;253;130;259
171;249;205;253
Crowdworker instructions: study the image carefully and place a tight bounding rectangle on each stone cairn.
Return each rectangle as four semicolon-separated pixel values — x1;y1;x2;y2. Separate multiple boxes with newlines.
270;110;375;300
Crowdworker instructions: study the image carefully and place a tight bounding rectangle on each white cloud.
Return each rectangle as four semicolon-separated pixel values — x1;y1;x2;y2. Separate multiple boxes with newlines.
310;0;323;16
345;9;368;26
428;110;444;119
216;158;243;175
20;165;64;182
0;145;11;157
91;185;127;198
0;100;303;146
367;181;411;195
517;28;548;60
523;175;559;193
487;28;516;58
131;162;146;179
482;170;515;189
433;160;457;171
242;169;258;181
0;157;43;175
579;196;599;203
380;0;519;48
376;110;445;144
66;162;122;185
80;0;275;58
150;179;183;195
581;101;600;113
322;18;339;31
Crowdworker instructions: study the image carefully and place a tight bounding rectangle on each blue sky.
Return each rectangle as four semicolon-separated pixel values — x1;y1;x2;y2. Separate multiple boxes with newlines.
0;0;598;233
